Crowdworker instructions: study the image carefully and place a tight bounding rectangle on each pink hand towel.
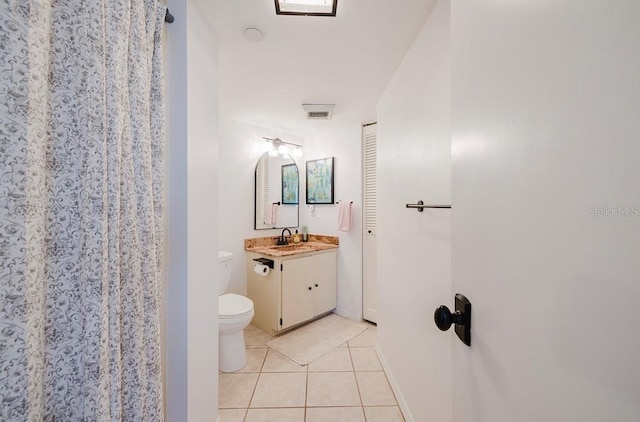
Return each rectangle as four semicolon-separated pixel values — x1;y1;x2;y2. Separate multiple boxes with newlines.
264;203;278;225
337;201;353;232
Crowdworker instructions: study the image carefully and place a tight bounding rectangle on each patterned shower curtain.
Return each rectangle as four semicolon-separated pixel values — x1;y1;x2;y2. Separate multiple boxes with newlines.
0;0;165;420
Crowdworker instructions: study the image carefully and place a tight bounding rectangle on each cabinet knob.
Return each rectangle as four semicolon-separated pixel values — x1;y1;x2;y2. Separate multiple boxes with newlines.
315;284;319;287
308;286;312;290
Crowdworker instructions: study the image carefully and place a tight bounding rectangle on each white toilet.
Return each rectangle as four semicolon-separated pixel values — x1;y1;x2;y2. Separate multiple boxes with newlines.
218;251;255;372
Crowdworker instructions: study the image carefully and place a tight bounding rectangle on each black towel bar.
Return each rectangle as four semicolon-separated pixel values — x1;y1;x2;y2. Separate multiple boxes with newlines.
406;200;451;212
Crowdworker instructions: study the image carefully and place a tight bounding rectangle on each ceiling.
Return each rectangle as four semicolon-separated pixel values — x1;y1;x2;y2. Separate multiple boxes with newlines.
195;0;437;137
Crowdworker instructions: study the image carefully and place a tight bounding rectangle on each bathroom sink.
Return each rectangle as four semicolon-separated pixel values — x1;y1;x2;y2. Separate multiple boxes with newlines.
274;244;313;251
246;239;338;257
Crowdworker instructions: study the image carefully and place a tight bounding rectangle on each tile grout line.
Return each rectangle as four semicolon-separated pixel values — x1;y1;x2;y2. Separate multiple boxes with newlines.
304;361;309;421
347;340;368;422
373;348;405;420
242;371;260;420
367;326;406;421
384;373;405;421
242;341;269;421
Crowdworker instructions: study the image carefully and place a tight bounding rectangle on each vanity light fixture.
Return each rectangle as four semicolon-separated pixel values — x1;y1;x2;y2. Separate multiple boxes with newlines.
263;137;303;158
275;0;337;17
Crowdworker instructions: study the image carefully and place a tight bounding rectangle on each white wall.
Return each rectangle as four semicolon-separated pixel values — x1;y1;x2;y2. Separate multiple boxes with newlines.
218;119;304;295
451;1;640;421
301;125;364;321
165;1;219;421
376;1;451;421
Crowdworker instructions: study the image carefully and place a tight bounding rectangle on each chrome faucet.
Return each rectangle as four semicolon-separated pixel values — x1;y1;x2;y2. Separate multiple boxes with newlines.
278;228;292;246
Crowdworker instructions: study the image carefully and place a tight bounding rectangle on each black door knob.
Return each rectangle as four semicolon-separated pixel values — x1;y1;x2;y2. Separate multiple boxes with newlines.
434;305;464;331
434;294;472;346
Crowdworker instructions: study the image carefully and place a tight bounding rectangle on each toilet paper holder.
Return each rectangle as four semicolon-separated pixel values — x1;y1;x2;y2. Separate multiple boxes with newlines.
252;257;274;269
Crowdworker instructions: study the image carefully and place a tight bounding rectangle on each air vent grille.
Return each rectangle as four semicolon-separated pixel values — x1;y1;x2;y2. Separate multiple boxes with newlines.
302;104;335;120
308;111;330;119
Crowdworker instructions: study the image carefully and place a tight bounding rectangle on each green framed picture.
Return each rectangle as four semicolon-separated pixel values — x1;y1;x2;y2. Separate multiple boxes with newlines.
306;157;334;204
282;164;299;205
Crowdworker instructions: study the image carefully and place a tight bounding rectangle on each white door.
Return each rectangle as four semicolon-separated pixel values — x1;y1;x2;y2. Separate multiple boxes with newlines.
362;123;378;323
451;1;640;421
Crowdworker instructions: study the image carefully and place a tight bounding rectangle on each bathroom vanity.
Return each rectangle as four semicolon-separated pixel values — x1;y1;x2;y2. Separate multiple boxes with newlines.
245;236;338;334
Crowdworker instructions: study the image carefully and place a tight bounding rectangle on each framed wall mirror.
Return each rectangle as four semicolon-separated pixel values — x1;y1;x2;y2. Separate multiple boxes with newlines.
254;152;299;229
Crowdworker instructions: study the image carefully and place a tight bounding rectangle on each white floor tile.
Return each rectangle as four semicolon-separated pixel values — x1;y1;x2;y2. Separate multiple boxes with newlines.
245;407;305;422
306;372;361;407
348;325;377;347
262;349;307;372
350;347;383;371
355;372;397;406
250;372;307;408
218;408;247;422
236;348;268;373
364;406;406;422
245;326;272;349
305;406;365;422
219;373;259;408
308;348;353;372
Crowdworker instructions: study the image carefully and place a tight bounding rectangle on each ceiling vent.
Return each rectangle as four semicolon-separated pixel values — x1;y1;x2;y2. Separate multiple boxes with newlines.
242;27;264;42
302;104;335;120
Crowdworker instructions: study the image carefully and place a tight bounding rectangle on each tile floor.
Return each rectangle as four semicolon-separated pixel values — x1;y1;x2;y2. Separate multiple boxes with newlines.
219;323;405;422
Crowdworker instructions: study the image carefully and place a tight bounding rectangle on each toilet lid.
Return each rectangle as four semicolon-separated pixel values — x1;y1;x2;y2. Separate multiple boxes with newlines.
219;293;254;318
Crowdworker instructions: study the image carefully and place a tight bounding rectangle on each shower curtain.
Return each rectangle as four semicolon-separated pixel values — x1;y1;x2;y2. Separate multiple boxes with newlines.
0;0;166;420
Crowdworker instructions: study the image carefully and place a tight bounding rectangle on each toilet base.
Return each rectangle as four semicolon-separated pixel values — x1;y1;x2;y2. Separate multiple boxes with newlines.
219;330;248;372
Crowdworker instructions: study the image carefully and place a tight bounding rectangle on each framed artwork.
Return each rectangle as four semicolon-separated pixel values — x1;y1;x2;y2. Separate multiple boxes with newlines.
281;164;299;205
306;157;334;204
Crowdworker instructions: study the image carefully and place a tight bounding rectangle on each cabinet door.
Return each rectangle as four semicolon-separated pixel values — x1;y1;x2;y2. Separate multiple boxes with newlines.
311;252;337;315
281;256;315;330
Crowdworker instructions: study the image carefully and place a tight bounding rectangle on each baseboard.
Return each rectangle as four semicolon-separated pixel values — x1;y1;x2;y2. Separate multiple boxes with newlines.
375;344;414;422
334;307;362;321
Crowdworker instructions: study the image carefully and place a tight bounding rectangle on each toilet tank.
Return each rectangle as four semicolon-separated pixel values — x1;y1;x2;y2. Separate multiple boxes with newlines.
218;251;233;295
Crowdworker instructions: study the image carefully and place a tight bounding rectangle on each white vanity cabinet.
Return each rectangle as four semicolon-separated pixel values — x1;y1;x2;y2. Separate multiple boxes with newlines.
281;252;337;330
247;249;337;334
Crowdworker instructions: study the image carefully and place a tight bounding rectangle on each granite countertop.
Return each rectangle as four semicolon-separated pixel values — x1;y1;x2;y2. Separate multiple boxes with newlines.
244;234;339;257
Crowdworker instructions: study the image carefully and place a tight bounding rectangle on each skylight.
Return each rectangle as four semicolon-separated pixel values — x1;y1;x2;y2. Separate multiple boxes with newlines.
275;0;338;17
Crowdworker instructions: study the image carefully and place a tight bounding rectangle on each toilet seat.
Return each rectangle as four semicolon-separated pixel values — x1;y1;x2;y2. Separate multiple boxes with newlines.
219;293;254;319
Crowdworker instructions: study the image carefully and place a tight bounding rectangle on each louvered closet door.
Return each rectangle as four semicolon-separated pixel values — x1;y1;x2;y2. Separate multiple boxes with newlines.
362;123;378;323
